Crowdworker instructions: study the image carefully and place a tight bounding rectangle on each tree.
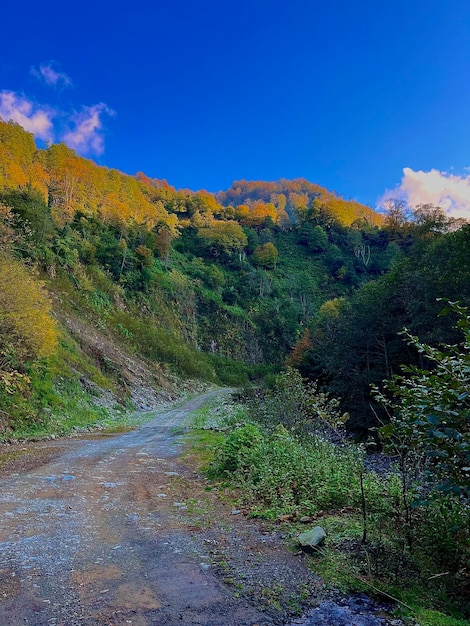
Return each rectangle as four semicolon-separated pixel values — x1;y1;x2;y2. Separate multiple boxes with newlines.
154;225;173;260
0;253;58;365
197;221;248;256
0;121;35;189
245;200;277;227
0;188;55;244
252;242;278;268
298;223;328;253
286;329;312;368
375;302;470;499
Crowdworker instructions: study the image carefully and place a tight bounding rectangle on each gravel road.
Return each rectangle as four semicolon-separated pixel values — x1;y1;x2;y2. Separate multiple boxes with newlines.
0;390;403;626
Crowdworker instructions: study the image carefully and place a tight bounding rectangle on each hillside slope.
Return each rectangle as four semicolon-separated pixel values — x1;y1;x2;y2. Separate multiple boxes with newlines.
1;118;467;438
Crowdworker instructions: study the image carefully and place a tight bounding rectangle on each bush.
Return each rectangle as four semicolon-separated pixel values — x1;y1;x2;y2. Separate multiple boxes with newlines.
111;312;216;380
375;302;470;499
207;355;250;386
211;423;264;476
250;367;347;436
211;421;363;516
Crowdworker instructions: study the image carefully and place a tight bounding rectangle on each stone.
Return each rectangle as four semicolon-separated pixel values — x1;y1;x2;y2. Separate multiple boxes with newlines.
298;526;326;549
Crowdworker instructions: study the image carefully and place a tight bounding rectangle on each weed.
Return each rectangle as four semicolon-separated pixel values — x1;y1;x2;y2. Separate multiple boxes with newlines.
187;391;469;624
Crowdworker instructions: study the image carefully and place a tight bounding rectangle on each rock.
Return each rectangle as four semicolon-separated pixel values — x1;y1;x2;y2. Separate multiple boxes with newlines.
231;509;241;515
299;516;312;523
298;526;326;549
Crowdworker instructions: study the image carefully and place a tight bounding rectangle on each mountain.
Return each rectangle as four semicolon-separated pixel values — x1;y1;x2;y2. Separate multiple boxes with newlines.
217;178;383;227
0;118;468;438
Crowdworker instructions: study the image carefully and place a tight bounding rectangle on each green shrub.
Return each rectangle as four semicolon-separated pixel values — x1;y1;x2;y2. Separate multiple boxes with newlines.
375;302;470;500
207;355;250;386
251;367;346;436
211;423;264;476
111;311;216;380
211;421;363;515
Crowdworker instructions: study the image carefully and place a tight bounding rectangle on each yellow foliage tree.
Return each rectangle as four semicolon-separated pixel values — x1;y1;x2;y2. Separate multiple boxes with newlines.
253;242;279;268
0;121;35;190
0;254;58;363
247;201;277;227
234;204;250;222
197;221;248;255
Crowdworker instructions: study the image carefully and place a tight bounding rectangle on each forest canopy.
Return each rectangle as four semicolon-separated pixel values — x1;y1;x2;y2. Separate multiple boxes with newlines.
0;117;469;438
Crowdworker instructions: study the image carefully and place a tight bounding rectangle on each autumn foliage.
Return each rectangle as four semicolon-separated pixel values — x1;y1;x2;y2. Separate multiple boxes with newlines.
218;178;383;227
285;329;312;367
0;254;58;363
0;120;383;241
0;121;177;232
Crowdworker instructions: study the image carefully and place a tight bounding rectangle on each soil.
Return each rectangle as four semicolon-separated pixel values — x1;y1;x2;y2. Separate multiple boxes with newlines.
56;311;179;411
0;390;405;625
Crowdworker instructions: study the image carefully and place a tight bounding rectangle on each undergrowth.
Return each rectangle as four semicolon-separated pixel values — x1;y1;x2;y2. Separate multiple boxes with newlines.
188;392;470;625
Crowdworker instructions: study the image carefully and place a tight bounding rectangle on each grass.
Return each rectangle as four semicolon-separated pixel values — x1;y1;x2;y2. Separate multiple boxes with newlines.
185;393;470;626
409;609;469;626
295;514;466;623
1;374;165;441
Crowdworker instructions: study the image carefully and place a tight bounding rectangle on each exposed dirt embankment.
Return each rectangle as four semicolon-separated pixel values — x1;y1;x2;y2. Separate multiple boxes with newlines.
58;310;179;410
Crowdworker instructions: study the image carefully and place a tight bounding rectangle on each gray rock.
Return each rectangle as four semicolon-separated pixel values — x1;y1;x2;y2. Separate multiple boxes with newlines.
298;526;326;549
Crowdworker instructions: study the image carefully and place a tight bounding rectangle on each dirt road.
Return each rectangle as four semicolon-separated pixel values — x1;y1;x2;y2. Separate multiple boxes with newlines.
0;391;288;625
0;391;400;626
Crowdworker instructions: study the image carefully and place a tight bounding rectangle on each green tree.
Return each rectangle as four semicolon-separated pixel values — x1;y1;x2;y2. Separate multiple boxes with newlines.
252;242;278;268
0;188;55;244
376;303;470;499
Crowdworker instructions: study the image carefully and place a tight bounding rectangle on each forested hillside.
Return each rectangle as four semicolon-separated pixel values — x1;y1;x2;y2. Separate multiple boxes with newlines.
1;118;469;623
0;117;469;439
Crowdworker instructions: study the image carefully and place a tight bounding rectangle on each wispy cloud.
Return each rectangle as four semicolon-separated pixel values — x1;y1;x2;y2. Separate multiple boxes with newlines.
31;62;73;89
61;103;115;156
379;167;470;220
0;78;115;156
0;90;55;141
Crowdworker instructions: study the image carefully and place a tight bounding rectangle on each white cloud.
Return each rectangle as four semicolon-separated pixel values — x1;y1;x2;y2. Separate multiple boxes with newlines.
0;86;115;156
379;167;470;220
61;103;115;156
31;62;73;89
0;90;55;141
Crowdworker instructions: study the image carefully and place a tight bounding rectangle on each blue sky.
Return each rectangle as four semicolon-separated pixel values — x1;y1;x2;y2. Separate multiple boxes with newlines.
1;0;470;215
